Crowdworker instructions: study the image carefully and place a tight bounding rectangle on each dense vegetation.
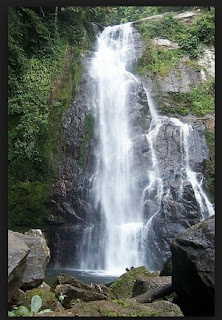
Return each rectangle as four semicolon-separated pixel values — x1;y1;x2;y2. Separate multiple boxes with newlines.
8;6;113;231
136;7;215;116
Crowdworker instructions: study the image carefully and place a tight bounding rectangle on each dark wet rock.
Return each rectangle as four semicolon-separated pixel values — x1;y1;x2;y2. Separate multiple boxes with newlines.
50;300;65;312
141;118;210;270
133;283;173;303
171;215;215;315
9;288;26;307
160;257;172;276
8;231;30;302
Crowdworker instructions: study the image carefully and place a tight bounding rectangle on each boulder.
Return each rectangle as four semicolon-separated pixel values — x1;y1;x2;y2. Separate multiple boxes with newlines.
54;284;107;308
51;273;92;292
171;215;215;315
8;230;30;302
109;266;153;299
38;282;51;292
13;229;50;290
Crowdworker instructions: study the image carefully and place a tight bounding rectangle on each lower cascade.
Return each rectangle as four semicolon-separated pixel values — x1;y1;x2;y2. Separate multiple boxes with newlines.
76;23;214;274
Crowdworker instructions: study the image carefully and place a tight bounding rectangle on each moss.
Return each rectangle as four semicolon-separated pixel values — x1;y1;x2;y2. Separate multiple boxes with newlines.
107;311;118;316
111;299;129;307
24;288;56;310
78;113;95;167
8;181;51;231
109;266;153;299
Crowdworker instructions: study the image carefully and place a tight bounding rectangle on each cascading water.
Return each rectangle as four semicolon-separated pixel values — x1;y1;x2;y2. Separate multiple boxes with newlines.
78;23;214;274
79;23;144;275
141;89;214;270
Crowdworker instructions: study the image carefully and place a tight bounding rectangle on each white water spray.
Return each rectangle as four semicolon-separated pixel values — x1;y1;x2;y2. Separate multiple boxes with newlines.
79;24;144;275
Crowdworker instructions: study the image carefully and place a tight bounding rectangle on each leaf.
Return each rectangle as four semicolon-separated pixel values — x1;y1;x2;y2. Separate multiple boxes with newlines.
31;295;42;313
38;309;52;314
8;311;16;317
15;306;32;316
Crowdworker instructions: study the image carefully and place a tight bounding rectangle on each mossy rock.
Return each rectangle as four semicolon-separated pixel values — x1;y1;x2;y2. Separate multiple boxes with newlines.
109;266;153;299
41;299;183;317
23;288;56;310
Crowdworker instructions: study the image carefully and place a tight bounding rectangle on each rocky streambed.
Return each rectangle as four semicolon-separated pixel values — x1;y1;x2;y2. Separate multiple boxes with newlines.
8;214;215;316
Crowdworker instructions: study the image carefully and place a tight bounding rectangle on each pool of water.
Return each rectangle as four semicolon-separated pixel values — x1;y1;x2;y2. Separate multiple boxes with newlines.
45;268;119;286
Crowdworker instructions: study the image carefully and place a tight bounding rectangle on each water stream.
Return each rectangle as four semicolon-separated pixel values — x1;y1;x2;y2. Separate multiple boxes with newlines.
77;23;214;275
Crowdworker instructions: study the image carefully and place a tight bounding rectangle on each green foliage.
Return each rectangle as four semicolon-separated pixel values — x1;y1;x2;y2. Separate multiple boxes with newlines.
8;181;51;230
192;9;215;45
137;9;215;66
138;15;183;40
177;34;203;58
107;6;198;25
138;42;182;77
31;295;42;313
8;7;99;231
8;295;52;317
162;78;214;116
107;311;118;317
58;293;67;302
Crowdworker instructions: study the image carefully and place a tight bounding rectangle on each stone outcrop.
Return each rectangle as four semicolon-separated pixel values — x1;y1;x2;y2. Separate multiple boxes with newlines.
171;215;215;315
109;266;154;299
8;231;30;302
52;274;108;308
8;229;50;294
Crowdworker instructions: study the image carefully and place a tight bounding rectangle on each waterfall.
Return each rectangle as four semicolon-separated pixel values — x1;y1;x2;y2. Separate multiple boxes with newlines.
142;90;214;270
77;23;214;274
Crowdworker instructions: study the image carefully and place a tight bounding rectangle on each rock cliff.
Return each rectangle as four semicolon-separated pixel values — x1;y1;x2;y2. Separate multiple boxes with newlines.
47;11;214;271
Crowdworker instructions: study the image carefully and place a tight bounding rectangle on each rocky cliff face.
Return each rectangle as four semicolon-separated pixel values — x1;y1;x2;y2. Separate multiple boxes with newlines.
47;16;214;271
